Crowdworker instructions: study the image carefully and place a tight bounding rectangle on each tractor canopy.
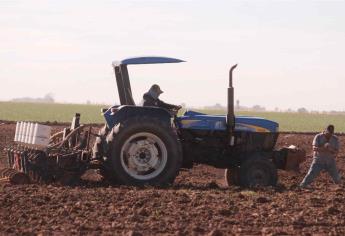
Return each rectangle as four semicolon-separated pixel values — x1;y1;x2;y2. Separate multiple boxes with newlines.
112;56;185;66
112;56;185;106
176;110;279;133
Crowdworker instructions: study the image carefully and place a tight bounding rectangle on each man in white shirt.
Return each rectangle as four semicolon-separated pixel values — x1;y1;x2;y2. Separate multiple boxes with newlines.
300;125;341;188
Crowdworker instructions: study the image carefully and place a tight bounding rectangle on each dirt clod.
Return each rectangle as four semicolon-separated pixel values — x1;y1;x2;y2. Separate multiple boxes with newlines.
256;196;271;203
127;230;142;236
208;229;223;236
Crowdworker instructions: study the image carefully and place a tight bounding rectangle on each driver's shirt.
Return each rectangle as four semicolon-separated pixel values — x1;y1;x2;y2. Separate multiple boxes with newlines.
142;92;176;110
313;133;339;162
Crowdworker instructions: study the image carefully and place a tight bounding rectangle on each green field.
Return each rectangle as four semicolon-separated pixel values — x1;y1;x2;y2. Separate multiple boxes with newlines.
0;102;106;124
1;102;344;132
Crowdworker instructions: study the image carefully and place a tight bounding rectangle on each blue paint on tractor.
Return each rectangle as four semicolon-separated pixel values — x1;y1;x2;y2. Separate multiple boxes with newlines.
103;106;117;128
176;110;279;133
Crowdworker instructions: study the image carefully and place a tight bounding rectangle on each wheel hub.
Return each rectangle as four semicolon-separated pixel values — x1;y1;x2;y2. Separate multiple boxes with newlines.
127;140;159;172
250;169;268;185
121;133;168;180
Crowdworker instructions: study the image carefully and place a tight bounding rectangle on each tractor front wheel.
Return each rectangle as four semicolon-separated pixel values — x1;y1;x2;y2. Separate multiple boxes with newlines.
239;158;277;187
224;167;240;186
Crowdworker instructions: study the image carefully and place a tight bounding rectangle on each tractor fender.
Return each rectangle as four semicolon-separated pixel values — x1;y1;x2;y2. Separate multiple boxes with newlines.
103;105;171;130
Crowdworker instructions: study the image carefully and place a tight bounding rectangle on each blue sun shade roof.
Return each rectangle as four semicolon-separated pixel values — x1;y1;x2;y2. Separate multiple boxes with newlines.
112;56;185;66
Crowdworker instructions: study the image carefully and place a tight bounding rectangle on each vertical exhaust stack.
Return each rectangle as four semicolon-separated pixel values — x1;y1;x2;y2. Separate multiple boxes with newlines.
227;64;238;134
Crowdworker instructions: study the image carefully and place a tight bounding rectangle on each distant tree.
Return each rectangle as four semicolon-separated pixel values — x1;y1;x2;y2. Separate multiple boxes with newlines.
213;103;224;110
43;93;54;103
252;105;266;111
297;107;308;113
11;93;54;103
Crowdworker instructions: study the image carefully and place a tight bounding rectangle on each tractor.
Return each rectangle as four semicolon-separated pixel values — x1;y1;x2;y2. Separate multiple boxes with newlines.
2;56;305;187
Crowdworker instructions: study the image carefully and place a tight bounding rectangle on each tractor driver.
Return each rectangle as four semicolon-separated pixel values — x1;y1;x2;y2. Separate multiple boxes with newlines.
142;84;182;114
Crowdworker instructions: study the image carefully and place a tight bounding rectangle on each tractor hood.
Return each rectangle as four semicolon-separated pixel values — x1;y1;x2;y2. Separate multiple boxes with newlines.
176;110;279;133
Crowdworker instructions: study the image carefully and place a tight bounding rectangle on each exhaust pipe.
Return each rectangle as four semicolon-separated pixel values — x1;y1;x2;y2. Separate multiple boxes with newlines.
227;64;238;134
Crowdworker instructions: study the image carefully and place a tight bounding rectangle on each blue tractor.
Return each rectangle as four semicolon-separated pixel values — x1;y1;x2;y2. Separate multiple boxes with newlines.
3;56;305;186
92;56;305;187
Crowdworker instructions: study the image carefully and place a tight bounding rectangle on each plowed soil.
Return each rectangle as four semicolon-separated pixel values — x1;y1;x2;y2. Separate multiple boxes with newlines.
1;123;345;235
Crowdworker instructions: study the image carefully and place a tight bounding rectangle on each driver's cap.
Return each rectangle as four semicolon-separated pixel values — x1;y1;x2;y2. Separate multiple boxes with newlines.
151;84;163;94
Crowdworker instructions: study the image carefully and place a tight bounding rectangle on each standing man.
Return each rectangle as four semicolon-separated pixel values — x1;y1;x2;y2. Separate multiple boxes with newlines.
300;125;341;188
142;84;182;112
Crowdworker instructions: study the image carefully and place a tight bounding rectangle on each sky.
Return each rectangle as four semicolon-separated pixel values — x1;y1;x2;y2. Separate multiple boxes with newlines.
1;0;345;111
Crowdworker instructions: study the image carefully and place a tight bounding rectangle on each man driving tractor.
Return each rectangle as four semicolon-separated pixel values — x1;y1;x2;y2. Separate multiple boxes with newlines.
142;84;182;112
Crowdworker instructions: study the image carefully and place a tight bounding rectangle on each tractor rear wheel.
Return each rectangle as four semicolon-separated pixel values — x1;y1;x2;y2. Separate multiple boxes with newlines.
108;116;182;186
239;158;277;187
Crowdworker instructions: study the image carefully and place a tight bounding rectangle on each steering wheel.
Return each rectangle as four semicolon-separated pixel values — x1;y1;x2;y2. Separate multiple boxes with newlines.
169;105;182;117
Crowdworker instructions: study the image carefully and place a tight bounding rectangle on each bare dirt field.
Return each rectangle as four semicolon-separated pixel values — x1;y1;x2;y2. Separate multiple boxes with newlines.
1;123;345;235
